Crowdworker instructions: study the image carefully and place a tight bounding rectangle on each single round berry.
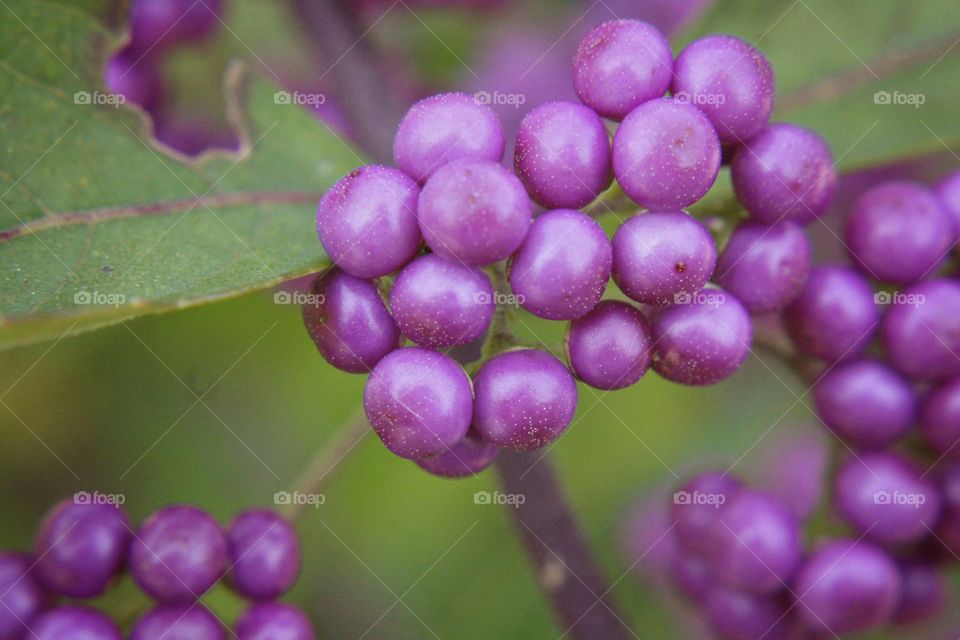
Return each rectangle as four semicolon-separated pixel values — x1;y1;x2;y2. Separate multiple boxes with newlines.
393;92;505;183
921;377;960;458
472;349;577;450
131;605;226;640
709;490;801;594
363;347;473;459
704;588;790;640
235;602;314;640
933;170;960;243
844;181;953;283
389;254;494;348
671;471;741;555
129;505;228;603
715;221;811;314
731;123;836;225
302;269;399;374
514;101;612;208
415;433;499;478
105;50;164;111
0;552;46;640
227;509;301;600
565;300;652;390
572;19;673;120
417;159;532;266
508;209;612;320
813;360;917;449
782;265;880;362
891;562;946;625
651;290;752;386
671;35;775;144
29;605;122;640
835;452;942;546
793;539;901;634
612;98;721;209
33;498;130;599
611;211;717;306
128;0;222;53
882;279;960;381
316;166;422;278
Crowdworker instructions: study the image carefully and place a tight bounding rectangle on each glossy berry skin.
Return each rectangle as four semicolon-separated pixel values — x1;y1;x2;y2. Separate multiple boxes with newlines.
128;0;222;53
835;452;942;546
131;605;226;640
572;19;673;120
612;98;721;209
415;433;499;478
514;101;612;209
882;279;960;381
129;505;228;603
235;602;315;640
302;270;399;374
731;123;836;225
671;35;775;144
844;181;953;283
393;93;504;183
566;301;651;390
671;471;741;555
363;347;473;459
933;170;960;242
29;605;122;640
611;211;717;306
891;562;946;625
33;499;130;599
0;552;46;640
316;166;422;278
813;360;917;449
709;491;801;594
650;290;752;386
716;221;811;314
704;588;789;640
793;539;901;634
227;510;301;600
509;209;612;320
921;377;960;457
417;159;532;266
472;349;577;451
390;254;494;347
782;265;880;362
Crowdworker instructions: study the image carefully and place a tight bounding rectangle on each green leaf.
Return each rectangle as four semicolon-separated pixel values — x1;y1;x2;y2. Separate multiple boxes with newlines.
0;0;363;350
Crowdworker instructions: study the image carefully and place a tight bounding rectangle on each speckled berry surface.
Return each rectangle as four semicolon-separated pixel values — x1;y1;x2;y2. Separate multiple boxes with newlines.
566;300;652;390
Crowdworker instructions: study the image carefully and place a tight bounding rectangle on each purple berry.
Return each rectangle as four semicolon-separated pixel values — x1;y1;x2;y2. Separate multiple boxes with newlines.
716;221;811;314
933;170;960;243
845;181;953;283
651;289;752;386
235;602;314;640
704;588;789;640
748;427;829;522
131;604;226;640
921;377;960;458
672;35;775;144
882;279;960;381
302;270;399;374
415;433;499;478
731;123;836;225
813;360;917;449
128;0;222;53
793;539;901;634
670;553;712;600
104;50;164;111
508;209;612;320
572;20;673;120
936;462;960;556
227;510;300;601
891;562;946;625
389;254;494;348
565;300;652;390
612;98;721;210
472;349;577;450
835;452;942;546
129;505;228;603
782;265;880;362
514;101;612;208
611;211;717;306
393;93;504;183
33;498;130;599
316;166;422;278
29;605;122;640
417;159;532;266
363;347;473;459
0;552;46;640
671;471;741;554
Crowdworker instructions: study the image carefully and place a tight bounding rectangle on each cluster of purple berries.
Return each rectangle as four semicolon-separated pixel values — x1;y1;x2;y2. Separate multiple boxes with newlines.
0;497;311;640
308;19;842;474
